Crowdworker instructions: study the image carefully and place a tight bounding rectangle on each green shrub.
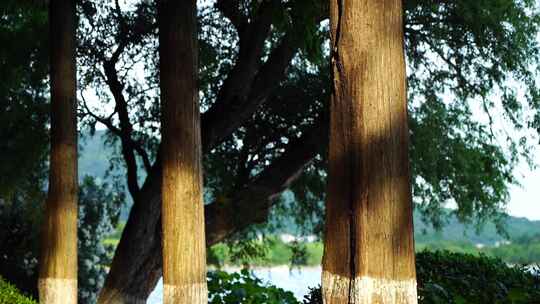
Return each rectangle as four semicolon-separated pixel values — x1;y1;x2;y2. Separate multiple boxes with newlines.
302;286;322;304
208;269;299;304
0;276;36;304
416;251;540;304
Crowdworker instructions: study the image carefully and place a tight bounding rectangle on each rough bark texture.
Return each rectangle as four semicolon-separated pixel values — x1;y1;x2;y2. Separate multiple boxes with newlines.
159;0;207;303
39;0;78;303
322;1;417;303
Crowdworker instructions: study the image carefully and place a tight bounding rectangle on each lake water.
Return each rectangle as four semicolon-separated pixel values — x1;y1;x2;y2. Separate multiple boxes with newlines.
147;266;322;303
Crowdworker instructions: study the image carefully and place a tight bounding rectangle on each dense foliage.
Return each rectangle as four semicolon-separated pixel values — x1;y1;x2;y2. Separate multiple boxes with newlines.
405;0;540;228
78;177;124;304
0;195;41;297
73;0;540;239
416;251;540;304
208;270;298;304
0;276;36;304
0;176;124;303
0;1;49;199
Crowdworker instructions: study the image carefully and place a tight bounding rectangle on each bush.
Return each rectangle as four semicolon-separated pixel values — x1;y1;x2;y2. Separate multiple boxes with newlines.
208;269;299;304
0;192;41;297
416;251;540;304
0;276;36;304
302;286;322;304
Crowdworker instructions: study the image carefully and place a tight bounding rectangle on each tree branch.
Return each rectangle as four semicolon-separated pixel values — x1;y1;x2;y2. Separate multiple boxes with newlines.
205;121;327;243
81;94;152;173
103;59;140;197
212;1;276;107
201;32;299;150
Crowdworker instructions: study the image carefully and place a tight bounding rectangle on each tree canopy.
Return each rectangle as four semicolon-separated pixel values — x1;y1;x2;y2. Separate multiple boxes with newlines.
0;0;49;200
75;0;540;233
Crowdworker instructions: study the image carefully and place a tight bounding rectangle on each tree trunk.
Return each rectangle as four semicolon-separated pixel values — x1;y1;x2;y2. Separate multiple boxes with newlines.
39;0;78;303
159;0;207;303
322;1;417;304
95;169;163;304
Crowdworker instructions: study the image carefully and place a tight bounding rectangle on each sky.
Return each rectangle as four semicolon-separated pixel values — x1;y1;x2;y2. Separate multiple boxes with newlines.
507;147;540;220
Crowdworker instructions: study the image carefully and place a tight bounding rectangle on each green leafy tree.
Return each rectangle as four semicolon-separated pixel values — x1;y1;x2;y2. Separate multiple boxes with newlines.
78;177;124;304
0;1;50;298
2;0;540;302
0;2;125;303
69;1;540;301
0;0;49;200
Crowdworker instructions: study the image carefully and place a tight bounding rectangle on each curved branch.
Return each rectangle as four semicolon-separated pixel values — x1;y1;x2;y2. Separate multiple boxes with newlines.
103;60;140;197
81;95;152;173
201;32;299;150
205;121;327;243
212;1;276;108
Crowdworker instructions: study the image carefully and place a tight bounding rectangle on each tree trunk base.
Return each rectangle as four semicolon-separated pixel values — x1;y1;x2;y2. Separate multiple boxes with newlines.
38;278;77;304
97;288;148;304
163;284;208;303
322;271;417;304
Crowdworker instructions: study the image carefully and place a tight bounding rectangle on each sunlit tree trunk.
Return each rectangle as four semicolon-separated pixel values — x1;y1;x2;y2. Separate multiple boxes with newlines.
38;0;78;303
158;0;208;303
322;1;417;303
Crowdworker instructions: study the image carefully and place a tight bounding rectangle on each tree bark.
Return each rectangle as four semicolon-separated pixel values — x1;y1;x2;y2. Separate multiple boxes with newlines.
322;1;417;304
39;0;78;303
159;0;207;303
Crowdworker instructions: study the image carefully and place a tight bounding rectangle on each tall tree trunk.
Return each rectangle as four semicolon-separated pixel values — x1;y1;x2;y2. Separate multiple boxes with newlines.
39;0;78;303
159;0;207;303
322;1;417;304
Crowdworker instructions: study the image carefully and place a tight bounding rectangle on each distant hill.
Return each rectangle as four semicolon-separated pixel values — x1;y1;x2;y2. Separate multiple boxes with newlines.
414;211;540;246
79;130;118;180
79;130;540;246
